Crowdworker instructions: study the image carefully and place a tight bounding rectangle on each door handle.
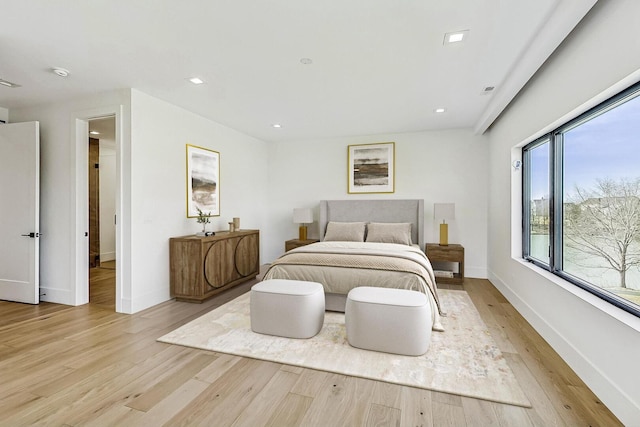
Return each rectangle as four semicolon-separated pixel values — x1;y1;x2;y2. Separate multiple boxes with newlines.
21;232;40;238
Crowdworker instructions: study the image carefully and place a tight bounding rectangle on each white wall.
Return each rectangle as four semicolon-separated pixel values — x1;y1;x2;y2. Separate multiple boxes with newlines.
265;129;489;277
487;1;640;424
9;88;269;314
99;141;116;262
10;90;131;305
128;90;269;312
0;107;8;123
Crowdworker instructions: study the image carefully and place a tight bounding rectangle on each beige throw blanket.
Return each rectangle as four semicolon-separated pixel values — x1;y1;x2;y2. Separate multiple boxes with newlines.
264;242;443;331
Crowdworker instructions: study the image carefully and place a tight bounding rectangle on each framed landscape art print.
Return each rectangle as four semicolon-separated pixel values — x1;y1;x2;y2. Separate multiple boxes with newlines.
186;144;220;217
347;142;395;194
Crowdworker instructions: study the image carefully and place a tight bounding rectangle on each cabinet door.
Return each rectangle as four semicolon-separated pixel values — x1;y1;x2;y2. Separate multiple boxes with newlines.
203;239;236;288
170;240;203;297
235;233;259;277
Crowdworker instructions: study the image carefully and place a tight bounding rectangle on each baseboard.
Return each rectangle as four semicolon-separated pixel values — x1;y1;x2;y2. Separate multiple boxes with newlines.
128;288;171;314
100;251;115;262
465;266;488;279
118;297;132;314
487;268;640;425
39;286;74;305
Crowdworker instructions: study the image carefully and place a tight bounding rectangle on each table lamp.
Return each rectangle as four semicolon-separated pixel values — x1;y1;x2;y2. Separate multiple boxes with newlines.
293;208;313;241
434;203;455;246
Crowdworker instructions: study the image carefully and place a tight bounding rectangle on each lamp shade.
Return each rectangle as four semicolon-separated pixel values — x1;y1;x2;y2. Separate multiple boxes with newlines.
434;203;455;222
293;208;313;224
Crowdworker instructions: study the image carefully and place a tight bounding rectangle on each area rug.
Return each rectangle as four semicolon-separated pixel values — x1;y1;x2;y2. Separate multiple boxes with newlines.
158;289;531;407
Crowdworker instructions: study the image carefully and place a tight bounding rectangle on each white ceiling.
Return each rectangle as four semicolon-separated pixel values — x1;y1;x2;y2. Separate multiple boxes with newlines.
0;1;596;142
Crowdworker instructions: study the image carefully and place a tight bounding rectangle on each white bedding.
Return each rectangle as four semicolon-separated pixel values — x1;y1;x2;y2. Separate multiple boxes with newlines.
263;241;443;331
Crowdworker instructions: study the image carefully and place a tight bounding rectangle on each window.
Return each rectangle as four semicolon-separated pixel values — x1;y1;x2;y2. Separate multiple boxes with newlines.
524;137;551;264
523;82;640;317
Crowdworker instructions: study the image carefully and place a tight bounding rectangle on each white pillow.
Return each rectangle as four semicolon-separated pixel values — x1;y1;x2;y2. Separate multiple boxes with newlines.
324;221;366;242
365;222;412;245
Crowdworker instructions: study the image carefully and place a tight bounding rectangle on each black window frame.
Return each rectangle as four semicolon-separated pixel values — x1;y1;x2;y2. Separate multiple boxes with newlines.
522;80;640;318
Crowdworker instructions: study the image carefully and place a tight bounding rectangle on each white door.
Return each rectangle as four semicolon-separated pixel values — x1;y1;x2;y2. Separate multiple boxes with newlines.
0;121;40;304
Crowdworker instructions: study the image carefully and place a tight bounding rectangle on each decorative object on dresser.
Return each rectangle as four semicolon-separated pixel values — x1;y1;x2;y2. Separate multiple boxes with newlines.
433;202;455;246
347;142;395;194
285;238;320;252
169;229;259;302
195;207;211;236
425;243;464;285
293;208;313;240
186;144;220;217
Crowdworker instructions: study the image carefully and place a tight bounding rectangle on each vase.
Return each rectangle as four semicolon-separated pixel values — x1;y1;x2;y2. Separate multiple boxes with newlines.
196;223;208;236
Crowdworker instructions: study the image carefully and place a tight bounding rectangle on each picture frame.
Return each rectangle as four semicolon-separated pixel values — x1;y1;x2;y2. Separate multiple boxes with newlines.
347;142;395;194
186;144;220;217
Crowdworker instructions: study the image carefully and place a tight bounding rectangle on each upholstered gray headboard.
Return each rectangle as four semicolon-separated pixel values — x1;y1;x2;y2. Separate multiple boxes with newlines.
319;199;424;248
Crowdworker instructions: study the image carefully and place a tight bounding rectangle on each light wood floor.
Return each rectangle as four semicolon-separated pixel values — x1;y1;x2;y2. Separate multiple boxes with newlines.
0;267;621;426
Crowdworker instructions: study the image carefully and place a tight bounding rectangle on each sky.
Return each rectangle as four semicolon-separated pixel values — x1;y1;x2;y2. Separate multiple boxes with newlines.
529;90;640;200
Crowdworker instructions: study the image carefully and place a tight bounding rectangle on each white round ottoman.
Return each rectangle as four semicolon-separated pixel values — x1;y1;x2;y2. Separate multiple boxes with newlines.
345;287;432;356
250;279;325;339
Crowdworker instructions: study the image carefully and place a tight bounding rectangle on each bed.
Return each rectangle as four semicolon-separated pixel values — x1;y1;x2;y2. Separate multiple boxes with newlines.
263;199;444;331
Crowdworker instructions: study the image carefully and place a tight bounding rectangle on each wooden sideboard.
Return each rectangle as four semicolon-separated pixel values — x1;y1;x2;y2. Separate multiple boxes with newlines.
170;229;259;302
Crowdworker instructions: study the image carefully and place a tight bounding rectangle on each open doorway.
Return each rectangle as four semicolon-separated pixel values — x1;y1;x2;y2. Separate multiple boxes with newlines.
88;116;116;309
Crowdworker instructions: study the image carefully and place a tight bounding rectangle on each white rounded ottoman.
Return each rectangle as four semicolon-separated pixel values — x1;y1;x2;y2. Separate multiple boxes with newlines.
250;279;325;339
345;287;432;356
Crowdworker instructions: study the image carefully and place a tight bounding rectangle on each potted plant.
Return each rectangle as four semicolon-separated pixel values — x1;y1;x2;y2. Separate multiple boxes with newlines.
196;207;211;235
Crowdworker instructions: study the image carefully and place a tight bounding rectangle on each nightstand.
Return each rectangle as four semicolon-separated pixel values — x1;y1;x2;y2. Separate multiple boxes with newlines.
425;243;464;285
285;238;320;252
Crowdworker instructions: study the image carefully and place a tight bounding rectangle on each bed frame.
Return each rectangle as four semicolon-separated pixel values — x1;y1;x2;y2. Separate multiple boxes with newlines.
317;199;425;311
318;199;425;248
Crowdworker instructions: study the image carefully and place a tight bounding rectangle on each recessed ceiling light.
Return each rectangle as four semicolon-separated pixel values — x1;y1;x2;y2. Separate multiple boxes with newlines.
434;108;446;113
272;124;282;128
51;67;70;77
90;131;100;135
0;78;20;88
189;77;204;85
443;30;469;45
300;58;313;65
